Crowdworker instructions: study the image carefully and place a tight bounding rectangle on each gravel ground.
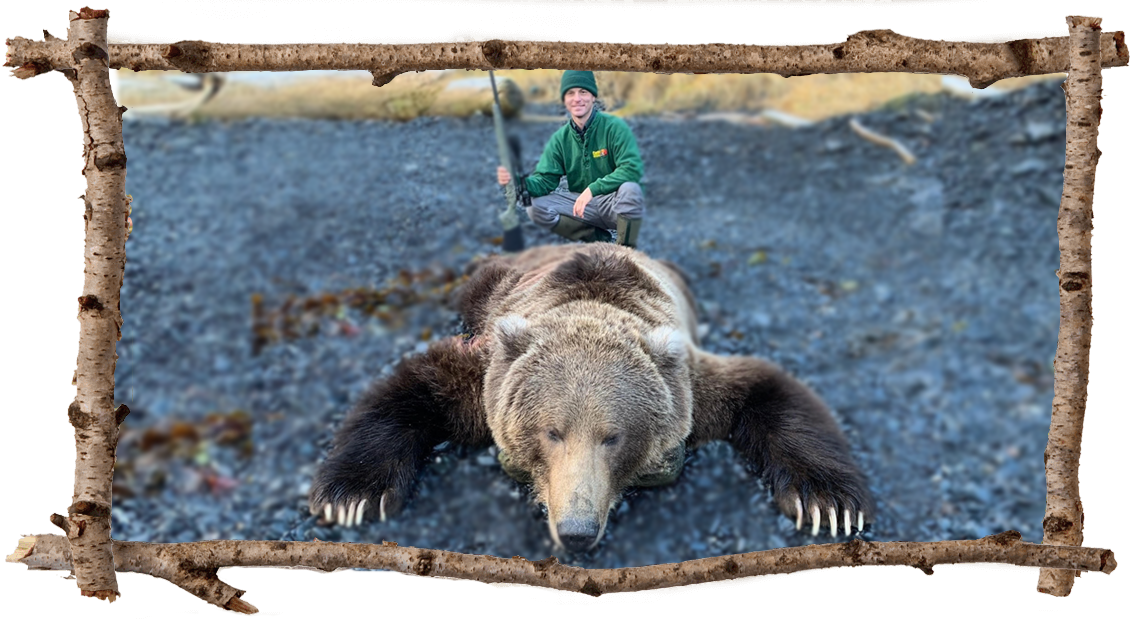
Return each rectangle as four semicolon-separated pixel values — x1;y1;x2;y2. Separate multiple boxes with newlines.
111;80;1066;568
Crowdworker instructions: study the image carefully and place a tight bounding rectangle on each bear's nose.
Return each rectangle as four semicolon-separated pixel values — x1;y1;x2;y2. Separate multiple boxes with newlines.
557;518;600;552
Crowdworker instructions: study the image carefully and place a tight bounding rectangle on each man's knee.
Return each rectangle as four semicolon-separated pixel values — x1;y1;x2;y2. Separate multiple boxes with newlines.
617;182;642;198
614;182;645;219
527;198;560;229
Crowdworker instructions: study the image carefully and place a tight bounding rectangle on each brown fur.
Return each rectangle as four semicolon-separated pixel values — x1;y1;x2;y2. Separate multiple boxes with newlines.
310;244;873;547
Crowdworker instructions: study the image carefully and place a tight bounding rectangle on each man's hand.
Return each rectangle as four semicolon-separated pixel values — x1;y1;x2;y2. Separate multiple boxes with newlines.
497;166;511;186
572;187;593;218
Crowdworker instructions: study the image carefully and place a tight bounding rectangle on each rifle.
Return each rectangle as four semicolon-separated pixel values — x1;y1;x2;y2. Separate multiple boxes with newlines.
490;71;525;253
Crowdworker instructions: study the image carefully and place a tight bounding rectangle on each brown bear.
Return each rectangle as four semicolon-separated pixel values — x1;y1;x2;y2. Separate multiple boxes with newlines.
309;243;874;551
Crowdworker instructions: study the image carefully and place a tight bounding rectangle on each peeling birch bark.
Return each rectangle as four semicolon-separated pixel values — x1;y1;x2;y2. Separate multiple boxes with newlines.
1037;16;1103;598
5;30;1128;88
7;532;1117;613
59;7;128;603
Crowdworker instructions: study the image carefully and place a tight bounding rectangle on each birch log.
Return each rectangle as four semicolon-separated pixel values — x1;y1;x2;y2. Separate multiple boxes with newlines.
60;7;128;602
5;30;1129;88
1037;16;1103;598
7;532;1117;614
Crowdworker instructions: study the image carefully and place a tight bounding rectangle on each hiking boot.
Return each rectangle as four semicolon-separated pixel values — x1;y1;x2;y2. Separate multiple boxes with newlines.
616;215;641;248
552;215;614;243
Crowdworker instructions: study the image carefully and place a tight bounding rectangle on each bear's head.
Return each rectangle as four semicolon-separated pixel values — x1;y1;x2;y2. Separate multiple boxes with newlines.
483;308;693;552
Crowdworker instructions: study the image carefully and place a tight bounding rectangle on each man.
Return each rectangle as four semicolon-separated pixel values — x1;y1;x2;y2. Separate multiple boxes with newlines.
496;70;645;247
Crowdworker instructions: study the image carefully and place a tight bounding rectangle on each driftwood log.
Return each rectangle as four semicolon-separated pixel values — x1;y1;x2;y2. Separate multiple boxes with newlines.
2;7;1123;613
848;117;917;165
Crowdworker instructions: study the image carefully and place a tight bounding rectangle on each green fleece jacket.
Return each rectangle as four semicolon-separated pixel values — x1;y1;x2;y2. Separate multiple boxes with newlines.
524;110;644;198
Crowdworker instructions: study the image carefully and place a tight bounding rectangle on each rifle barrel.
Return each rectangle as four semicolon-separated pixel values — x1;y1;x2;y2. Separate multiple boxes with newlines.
489;71;524;251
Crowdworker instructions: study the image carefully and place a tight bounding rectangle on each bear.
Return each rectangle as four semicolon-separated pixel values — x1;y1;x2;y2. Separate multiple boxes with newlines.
308;243;874;552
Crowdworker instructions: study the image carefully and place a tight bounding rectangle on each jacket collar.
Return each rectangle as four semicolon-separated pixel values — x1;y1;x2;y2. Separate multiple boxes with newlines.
569;108;597;139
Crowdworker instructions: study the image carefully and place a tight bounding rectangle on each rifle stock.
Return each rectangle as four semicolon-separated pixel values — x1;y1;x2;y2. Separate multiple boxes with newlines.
490;71;525;252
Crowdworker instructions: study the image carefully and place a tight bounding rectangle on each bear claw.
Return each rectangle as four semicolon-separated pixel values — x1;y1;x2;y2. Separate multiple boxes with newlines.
798;501;868;537
355;496;369;526
314;500;369;528
313;490;403;528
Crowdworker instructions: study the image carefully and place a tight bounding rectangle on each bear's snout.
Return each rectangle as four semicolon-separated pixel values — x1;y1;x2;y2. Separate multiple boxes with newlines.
556;517;601;552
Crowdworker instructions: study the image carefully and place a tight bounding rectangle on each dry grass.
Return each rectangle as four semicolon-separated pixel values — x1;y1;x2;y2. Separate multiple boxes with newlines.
119;70;451;121
117;68;1064;122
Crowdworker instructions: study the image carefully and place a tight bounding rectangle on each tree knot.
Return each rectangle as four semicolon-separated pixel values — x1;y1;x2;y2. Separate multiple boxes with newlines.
1060;271;1089;292
370;70;403;88
1007;39;1039;74
1043;516;1075;534
94;151;127;171
532;556;558;572
721;558;740;576
68;400;94;430
163;41;212;73
78;295;105;311
913;558;935;575
985;530;1023;546
579;577;603;597
842;538;868;564
114;404;131;427
68;500;111;519
481;40;508;67
72;42;109;65
412;550;435;576
841;30;901;59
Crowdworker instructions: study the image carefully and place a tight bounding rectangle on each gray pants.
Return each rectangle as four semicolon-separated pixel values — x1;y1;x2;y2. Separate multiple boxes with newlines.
527;181;644;231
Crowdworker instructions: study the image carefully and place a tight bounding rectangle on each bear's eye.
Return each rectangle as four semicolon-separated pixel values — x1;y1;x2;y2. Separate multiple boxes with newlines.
602;434;620;447
546;429;563;443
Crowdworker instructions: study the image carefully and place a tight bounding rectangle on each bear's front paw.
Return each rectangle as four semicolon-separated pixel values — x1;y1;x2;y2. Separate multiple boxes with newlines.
307;459;409;528
772;478;874;538
309;489;405;528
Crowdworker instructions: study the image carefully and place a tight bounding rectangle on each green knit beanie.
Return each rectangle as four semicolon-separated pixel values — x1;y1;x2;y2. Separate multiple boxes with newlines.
560;70;598;100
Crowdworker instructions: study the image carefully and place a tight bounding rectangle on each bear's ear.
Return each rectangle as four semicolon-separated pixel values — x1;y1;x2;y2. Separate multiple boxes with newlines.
494;314;532;362
645;326;687;369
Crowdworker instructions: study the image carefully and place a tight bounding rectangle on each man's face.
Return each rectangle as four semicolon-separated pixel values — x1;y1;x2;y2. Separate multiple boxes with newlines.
564;87;595;125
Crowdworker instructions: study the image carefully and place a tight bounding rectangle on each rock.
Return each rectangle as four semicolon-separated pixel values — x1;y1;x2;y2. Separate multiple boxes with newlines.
906;178;945;236
1025;120;1062;143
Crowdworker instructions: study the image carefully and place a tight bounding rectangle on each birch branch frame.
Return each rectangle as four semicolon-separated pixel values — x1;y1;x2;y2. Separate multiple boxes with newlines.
4;30;1130;88
6;532;1119;613
0;4;1123;607
1037;15;1105;598
56;7;127;603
